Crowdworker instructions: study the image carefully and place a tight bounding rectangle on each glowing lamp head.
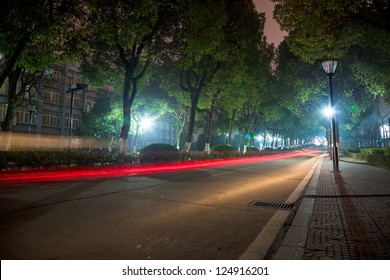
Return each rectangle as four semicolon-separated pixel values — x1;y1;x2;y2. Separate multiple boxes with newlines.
321;59;338;76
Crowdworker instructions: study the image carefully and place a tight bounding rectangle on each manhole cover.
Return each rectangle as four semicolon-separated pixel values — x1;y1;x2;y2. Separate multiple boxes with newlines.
248;201;294;211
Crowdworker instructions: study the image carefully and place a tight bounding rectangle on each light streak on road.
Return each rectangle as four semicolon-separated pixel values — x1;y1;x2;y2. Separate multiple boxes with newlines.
0;150;322;185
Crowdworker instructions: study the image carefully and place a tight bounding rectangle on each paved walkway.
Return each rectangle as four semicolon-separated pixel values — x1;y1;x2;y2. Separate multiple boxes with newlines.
274;156;390;259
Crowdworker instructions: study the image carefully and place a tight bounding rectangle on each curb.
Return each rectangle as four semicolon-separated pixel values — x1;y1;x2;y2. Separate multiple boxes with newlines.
272;157;323;259
240;155;323;260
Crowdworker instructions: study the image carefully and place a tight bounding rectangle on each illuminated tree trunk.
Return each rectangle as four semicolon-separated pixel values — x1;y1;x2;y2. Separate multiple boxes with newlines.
204;93;216;154
175;112;186;150
183;91;200;153
119;69;132;154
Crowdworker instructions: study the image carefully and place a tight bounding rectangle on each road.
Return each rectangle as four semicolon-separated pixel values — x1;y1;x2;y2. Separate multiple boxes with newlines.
0;151;322;260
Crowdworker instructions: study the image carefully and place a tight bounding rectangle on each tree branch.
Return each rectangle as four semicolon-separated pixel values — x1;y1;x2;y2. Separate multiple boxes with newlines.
133;60;150;81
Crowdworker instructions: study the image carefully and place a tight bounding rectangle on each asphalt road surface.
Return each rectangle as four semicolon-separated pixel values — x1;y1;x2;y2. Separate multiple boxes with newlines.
0;152;322;259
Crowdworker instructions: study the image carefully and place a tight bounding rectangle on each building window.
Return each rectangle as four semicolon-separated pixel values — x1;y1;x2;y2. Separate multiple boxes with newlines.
42;90;62;104
50;92;62;104
53;69;62;81
14;107;38;125
65;113;81;129
73;96;82;108
66;94;82;108
68;70;81;85
15;109;29;124
42;110;60;127
73;114;81;129
84;97;96;112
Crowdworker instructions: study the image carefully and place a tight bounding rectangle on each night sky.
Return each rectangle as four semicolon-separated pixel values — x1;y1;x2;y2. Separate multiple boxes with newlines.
253;0;287;46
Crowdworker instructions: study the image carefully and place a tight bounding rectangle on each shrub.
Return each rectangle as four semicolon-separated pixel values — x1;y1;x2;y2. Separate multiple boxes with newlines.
139;143;180;163
360;148;386;155
210;144;234;151
385;147;390;157
347;148;360;153
367;154;390;169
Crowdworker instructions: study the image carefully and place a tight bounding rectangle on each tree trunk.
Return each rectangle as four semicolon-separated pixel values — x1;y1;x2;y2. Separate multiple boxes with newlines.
0;36;29;89
227;119;233;146
175;112;186;150
1;68;23;132
204;98;215;154
183;90;200;153
119;69;132;154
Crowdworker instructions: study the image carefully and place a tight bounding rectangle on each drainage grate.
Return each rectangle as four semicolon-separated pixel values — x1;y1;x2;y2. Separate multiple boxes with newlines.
248;201;294;211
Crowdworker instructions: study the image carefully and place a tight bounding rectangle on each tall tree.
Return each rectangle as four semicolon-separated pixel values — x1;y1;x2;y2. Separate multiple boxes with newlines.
173;0;227;153
81;0;178;154
201;0;273;153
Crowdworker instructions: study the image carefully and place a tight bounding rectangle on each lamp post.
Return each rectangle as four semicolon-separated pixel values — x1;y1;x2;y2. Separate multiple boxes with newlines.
321;59;339;172
66;83;88;154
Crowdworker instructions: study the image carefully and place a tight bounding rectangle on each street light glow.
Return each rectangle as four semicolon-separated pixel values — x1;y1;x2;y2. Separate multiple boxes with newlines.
323;106;334;118
140;116;154;130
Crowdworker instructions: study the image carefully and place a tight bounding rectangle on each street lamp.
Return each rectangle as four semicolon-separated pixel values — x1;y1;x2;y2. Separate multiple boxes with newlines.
321;59;339;172
66;83;88;153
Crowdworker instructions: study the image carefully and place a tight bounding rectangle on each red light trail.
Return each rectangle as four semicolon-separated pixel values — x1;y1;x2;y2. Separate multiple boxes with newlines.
0;150;321;185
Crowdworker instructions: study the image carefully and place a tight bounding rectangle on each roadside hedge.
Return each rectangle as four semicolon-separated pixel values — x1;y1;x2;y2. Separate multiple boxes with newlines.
344;147;390;169
139;144;181;163
1;144;315;170
210;144;235;151
0;150;138;169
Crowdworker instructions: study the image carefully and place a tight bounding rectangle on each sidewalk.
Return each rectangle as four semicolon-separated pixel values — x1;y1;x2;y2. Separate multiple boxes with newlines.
273;156;390;259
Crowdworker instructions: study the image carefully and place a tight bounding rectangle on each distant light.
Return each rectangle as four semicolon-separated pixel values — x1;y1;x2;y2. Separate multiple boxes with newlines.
380;124;390;138
313;136;327;146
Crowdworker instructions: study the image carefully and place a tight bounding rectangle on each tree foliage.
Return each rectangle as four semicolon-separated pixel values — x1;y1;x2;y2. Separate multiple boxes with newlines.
273;0;390;62
79;94;122;144
0;0;87;87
